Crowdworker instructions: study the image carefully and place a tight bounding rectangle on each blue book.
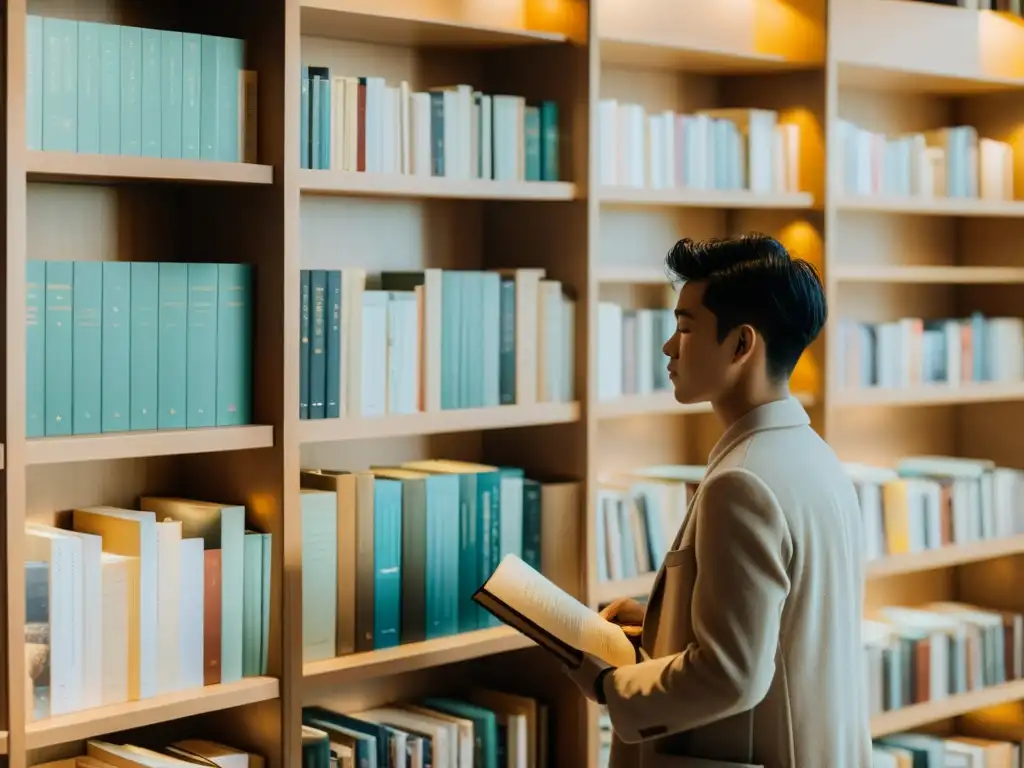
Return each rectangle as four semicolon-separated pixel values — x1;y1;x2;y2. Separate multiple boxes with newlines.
140;28;162;157
101;261;131;433
308;270;327;419
98;24;121;155
373;478;403;650
159;31;183;158
77;21;102;154
186;262;218;427
319;75;331;170
26;260;46;437
157;262;188;429
44;261;73;436
325;270;341;419
42;17;78;153
215;263;252;426
26;15;43;151
217;36;244;162
299;66;310;169
298;270;310;419
181;33;202;159
130;262;159;431
72;261;102;435
119;25;142;155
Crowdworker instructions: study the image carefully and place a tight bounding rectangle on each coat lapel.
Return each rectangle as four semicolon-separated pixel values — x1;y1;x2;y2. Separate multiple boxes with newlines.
638;396;810;651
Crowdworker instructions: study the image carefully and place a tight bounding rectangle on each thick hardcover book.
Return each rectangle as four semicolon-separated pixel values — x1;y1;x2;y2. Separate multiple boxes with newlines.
472;554;638;669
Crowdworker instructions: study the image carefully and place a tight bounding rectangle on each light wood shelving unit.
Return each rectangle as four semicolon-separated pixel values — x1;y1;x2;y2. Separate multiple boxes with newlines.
5;0;1024;766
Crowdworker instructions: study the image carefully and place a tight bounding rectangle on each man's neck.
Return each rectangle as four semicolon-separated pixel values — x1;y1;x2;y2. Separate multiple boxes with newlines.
712;381;792;431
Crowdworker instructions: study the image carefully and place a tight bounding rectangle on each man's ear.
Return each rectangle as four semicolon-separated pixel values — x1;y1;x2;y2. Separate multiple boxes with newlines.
733;325;756;362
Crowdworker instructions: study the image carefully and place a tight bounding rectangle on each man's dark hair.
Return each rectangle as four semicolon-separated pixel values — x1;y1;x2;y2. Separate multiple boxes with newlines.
665;234;826;380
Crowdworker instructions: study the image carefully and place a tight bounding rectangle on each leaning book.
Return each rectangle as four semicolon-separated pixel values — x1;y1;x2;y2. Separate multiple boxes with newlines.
473;554;638;668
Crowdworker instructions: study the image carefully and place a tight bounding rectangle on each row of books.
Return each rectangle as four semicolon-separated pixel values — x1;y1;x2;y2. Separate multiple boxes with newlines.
596;101;801;193
837;120;1014;201
37;738;263;768
301;462;579;660
303;692;551;768
299;68;561;182
26;16;256;162
596;302;674;401
864;602;1023;714
298;267;575;420
27;261;254;438
835;314;1024;390
873;731;1024;767
27;498;271;721
849;456;1024;562
596;465;703;582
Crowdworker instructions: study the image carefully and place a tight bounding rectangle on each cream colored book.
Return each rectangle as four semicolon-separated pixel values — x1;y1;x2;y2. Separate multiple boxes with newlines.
473;554;638;668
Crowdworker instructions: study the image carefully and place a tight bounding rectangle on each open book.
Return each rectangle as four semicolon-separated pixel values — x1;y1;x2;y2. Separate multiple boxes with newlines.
473;554;639;669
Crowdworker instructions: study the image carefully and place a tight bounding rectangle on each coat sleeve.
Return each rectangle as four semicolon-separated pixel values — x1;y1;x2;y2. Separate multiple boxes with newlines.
602;467;793;744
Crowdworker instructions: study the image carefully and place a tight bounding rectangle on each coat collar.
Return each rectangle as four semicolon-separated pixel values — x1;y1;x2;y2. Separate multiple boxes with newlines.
706;395;810;471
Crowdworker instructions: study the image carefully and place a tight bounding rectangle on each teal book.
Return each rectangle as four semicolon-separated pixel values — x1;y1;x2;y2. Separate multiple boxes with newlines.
217;36;244;162
475;467;503;628
260;531;271;674
299;67;310;169
499;277;515;404
44;261;73;436
199;35;220;160
298;270;310;418
119;25;142;155
26;260;46;437
308;270;327;419
157;262;188;429
373;478;403;650
310;71;322;170
242;531;265;676
130;262;159;431
186;262;218;428
325;270;341;419
540;100;559;181
26;15;43;151
524;105;541;181
181;33;202;159
440;270;462;409
498;467;525;561
76;21;101;154
98;24;121;155
427;473;461;639
42;17;78;152
463;272;483;408
159;31;183;158
140;28;162;157
521;478;542;571
300;489;338;662
481;272;500;407
319;76;331;169
216;263;252;426
72;261;102;435
101;261;131;433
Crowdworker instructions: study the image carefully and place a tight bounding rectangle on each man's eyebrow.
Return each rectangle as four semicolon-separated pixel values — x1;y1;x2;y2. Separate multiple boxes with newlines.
674;309;694;319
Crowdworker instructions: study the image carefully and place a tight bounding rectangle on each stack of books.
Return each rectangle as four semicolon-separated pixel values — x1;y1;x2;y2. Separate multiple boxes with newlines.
298;267;575;420
26;499;271;720
27;261;254;438
26;16;256;162
300;67;560;182
596;102;801;193
596;302;675;401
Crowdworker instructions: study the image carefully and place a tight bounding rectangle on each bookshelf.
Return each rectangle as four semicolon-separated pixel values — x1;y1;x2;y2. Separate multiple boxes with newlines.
5;0;1024;766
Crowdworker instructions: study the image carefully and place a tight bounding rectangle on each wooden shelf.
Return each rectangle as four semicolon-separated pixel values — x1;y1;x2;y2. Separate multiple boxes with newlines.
599;36;819;74
836;61;1024;95
300;402;580;443
26;151;274;186
303;627;533;688
25;425;275;465
836;195;1024;217
871;679;1024;738
299;2;566;48
25;677;280;750
866;536;1024;579
592;573;657;607
299;170;577;201
595;392;710;420
599;186;814;209
832;265;1024;284
594;266;669;284
834;383;1024;408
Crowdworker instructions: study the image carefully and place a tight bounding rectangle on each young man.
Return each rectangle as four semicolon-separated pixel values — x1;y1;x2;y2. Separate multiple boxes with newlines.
567;235;871;767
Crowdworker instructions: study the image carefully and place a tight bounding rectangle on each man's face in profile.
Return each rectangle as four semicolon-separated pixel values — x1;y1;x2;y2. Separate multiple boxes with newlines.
663;281;733;404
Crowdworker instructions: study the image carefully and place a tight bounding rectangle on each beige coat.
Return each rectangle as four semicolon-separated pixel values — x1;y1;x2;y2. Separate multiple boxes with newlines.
603;397;872;768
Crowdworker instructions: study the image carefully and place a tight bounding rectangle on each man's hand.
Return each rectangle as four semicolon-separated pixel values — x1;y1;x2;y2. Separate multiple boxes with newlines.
564;652;612;704
600;597;646;629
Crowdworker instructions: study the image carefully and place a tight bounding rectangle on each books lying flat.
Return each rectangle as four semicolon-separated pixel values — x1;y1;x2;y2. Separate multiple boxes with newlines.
473;554;638;668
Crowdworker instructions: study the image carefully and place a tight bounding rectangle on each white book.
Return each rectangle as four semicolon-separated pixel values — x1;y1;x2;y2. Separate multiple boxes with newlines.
178;538;205;690
56;528;104;709
360;290;389;417
100;552;132;705
156;519;183;694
